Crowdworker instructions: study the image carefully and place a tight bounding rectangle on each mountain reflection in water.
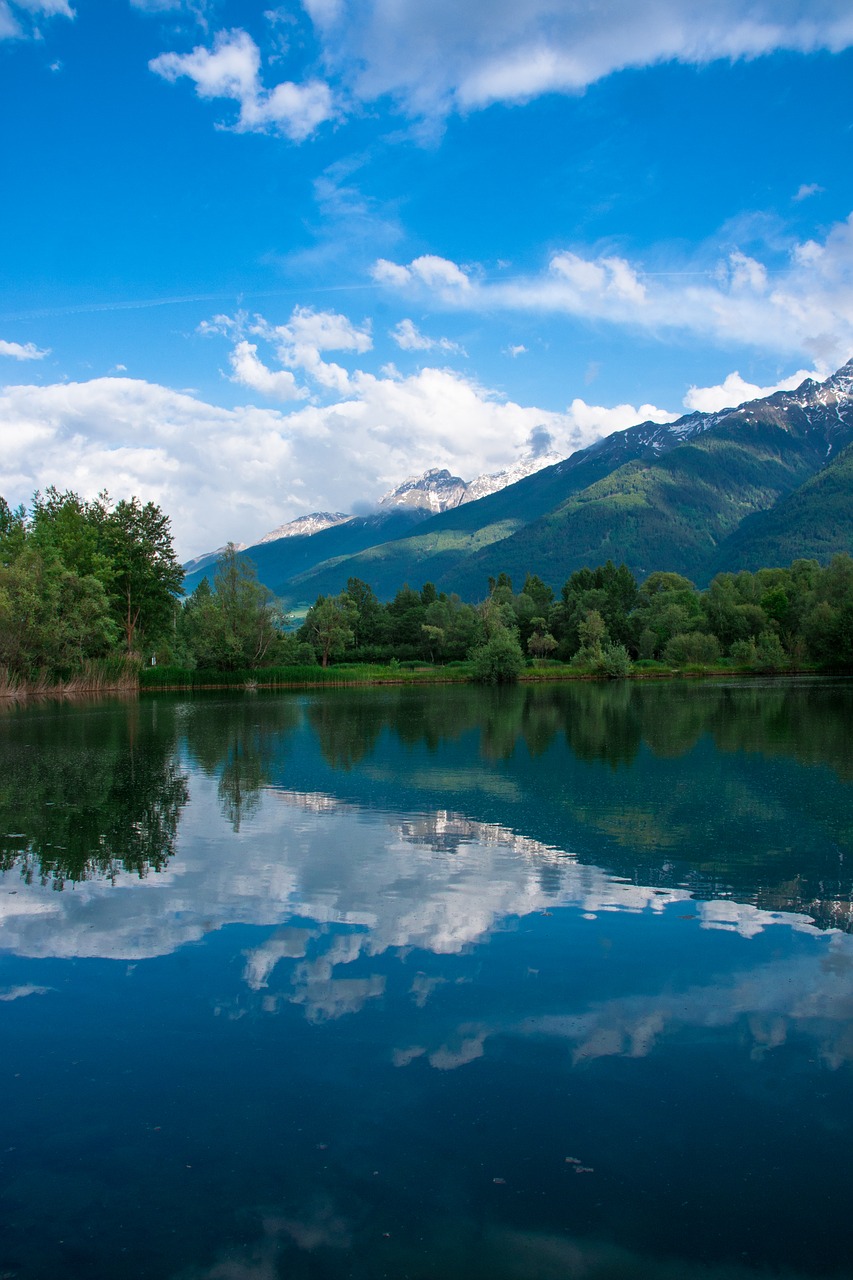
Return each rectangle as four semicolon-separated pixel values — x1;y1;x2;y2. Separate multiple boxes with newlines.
2;679;851;923
1;680;853;1280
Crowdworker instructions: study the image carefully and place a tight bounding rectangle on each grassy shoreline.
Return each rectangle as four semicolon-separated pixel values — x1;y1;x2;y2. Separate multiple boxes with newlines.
2;659;843;701
136;658;836;693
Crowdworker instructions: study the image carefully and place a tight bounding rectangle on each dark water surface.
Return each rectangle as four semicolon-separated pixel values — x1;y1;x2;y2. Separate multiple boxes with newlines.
2;679;853;1279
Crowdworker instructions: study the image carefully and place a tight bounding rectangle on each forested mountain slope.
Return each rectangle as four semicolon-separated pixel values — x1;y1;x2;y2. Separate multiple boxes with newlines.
447;393;853;594
183;509;426;596
187;360;853;603
281;412;727;600
713;440;853;573
290;362;853;600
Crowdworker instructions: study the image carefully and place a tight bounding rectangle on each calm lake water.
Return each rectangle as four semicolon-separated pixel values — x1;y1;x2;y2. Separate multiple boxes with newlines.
2;679;853;1280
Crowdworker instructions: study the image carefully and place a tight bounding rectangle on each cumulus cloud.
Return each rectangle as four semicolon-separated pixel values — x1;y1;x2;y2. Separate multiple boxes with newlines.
0;339;49;360
683;367;819;413
150;28;335;141
0;315;675;557
303;0;853;119
373;213;853;366
391;318;464;354
372;255;471;299
228;340;307;401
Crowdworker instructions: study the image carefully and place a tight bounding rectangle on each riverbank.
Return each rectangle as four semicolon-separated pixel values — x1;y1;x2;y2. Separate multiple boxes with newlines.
2;658;840;701
137;657;833;692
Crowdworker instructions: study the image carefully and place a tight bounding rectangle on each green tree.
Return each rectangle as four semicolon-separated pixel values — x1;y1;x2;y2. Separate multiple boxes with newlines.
182;545;288;670
97;496;183;655
527;618;558;661
470;627;525;684
344;576;384;648
299;592;357;666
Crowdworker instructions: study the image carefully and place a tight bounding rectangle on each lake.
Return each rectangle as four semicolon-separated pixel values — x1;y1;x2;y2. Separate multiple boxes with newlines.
1;678;853;1279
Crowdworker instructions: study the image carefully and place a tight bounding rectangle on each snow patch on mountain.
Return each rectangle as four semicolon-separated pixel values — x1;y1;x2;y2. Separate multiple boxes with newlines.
377;468;469;513
461;451;565;503
257;512;354;544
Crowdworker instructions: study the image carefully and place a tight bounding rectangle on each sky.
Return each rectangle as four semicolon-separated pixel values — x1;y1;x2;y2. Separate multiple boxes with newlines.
2;0;853;556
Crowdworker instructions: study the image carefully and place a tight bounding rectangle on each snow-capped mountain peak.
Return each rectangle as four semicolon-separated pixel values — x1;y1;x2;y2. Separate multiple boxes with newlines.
257;512;354;544
377;468;469;513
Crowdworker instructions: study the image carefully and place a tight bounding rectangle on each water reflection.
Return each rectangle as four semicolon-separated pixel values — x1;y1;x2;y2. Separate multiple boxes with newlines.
3;682;853;1280
1;680;852;922
0;698;188;887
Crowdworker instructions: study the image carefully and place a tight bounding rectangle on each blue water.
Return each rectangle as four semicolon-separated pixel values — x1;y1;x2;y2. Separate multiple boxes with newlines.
1;680;853;1278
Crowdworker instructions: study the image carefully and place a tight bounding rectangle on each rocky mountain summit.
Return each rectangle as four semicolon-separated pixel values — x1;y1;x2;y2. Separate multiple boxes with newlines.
377;468;468;513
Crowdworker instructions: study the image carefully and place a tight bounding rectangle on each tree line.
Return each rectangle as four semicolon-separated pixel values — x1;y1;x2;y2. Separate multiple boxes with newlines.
3;486;852;686
0;488;182;684
293;555;853;679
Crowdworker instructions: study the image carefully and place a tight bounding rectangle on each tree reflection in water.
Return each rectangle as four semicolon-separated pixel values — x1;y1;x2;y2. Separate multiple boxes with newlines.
0;695;188;887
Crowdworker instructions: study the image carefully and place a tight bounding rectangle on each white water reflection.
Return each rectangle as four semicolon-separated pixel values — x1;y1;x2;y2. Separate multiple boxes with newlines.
3;772;852;1055
2;774;811;968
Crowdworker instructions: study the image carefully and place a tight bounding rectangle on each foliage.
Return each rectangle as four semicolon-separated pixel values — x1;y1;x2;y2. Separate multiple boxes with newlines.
0;486;181;683
663;631;722;665
298;591;358;666
469;627;526;684
600;643;633;678
96;495;184;654
179;544;288;670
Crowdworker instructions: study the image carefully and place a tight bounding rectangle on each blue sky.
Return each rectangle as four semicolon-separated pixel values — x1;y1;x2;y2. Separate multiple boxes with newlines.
2;0;853;555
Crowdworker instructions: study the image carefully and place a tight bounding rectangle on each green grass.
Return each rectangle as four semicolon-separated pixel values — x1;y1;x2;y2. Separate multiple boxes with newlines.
139;662;474;689
138;656;827;692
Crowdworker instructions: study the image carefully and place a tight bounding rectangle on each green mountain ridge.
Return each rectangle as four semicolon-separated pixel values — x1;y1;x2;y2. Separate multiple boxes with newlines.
187;360;853;603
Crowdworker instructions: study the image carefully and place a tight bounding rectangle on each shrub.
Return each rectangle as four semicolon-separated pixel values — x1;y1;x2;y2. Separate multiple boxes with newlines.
600;643;633;678
469;629;525;684
663;632;721;665
729;638;757;664
755;630;788;671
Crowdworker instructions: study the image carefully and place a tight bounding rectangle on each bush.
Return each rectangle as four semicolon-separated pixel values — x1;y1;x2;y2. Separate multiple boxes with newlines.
469;629;525;684
755;630;788;671
600;643;633;678
663;632;722;665
729;638;757;664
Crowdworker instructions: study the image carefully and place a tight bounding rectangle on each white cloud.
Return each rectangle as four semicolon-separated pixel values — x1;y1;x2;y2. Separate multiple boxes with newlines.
14;0;72;13
150;28;335;141
683;367;819;413
0;984;51;1001
391;318;463;354
0;318;675;556
304;0;853;119
410;254;471;292
0;0;72;37
794;182;824;202
372;259;414;288
506;344;527;358
228;340;307;401
372;256;471;298
0;339;49;360
373;213;853;366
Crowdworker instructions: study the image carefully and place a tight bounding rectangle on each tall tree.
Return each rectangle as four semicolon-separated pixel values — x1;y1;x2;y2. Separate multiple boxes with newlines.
97;496;183;655
181;545;288;669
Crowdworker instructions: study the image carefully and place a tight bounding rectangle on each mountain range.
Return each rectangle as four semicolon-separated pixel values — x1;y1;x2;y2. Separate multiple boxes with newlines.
184;360;853;602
